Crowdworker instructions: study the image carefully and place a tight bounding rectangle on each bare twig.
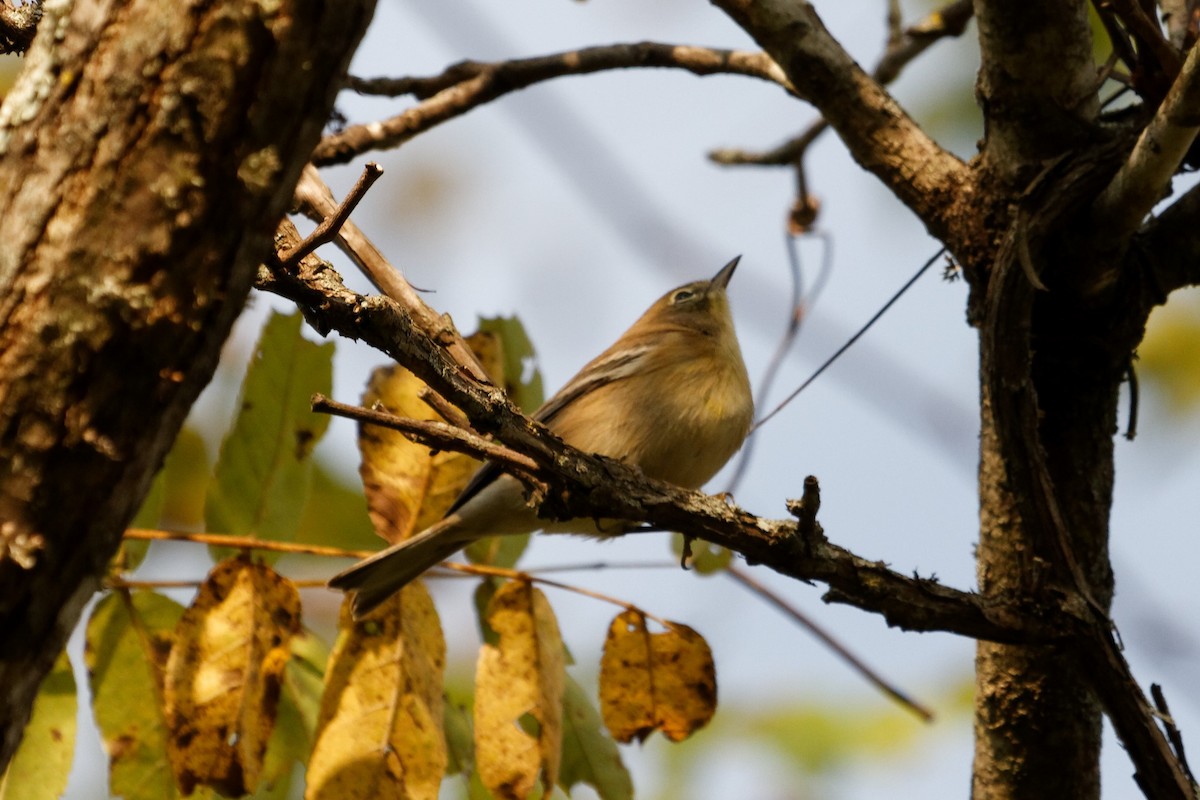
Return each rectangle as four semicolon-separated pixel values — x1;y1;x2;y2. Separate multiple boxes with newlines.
438;561;675;628
1093;41;1200;248
726;563;935;722
287;172;491;383
315;42;792;165
1151;683;1197;787
124;528;375;559
311;392;541;479
278;162;382;268
724;230;831;494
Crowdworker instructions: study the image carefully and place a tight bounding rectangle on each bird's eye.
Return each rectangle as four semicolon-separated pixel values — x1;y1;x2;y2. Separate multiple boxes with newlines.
672;289;697;304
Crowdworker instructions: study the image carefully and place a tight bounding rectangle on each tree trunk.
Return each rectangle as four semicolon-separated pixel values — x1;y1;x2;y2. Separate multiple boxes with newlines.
0;0;374;770
969;152;1132;797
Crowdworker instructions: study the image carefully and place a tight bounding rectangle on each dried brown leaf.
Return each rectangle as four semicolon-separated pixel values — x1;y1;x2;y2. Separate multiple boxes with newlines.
357;330;502;546
599;610;717;744
163;558;301;796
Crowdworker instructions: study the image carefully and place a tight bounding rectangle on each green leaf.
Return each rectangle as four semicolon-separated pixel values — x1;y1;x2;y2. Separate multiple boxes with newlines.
444;694;475;777
159;427;212;531
477;316;544;414
558;674;633;800
1139;289;1200;414
0;650;76;800
85;591;185;800
294;461;377;551
205;311;334;563
118;472;164;574
119;427;212;574
473;579;500;647
283;626;329;744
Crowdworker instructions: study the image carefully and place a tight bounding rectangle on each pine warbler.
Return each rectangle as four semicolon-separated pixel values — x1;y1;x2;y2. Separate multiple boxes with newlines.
330;257;753;616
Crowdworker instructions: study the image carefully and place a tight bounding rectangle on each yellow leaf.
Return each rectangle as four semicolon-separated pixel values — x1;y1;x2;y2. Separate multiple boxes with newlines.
474;581;565;799
163;558;301;796
305;583;447;800
599;610;717;743
358;365;481;544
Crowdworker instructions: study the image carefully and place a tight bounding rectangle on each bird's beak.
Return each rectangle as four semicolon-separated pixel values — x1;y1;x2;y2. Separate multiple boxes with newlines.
711;255;741;290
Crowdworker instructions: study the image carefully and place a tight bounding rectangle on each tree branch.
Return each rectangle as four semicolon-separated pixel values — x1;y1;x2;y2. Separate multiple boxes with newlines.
312;41;792;165
706;0;969;244
1093;42;1200;248
709;0;974;168
256;229;1085;647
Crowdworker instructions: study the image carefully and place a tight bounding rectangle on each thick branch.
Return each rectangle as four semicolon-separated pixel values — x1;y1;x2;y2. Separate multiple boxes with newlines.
256;241;1084;646
313;42;792;165
1093;42;1200;247
707;0;969;243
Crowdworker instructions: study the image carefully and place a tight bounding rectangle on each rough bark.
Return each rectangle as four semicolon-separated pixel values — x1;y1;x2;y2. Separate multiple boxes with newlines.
974;0;1101;179
0;0;374;771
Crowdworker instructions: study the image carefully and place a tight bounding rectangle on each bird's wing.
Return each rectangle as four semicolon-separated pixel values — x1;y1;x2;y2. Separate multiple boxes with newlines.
444;343;655;515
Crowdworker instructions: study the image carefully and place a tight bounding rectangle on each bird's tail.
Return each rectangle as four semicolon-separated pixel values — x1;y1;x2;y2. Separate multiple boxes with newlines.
329;516;473;618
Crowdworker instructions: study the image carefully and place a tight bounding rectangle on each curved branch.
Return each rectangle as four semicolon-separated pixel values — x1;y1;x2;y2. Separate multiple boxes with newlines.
312;41;792;165
707;0;969;243
1094;42;1200;248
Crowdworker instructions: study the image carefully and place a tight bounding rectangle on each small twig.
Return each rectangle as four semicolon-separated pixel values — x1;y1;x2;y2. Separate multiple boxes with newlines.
278;162;382;268
437;560;675;628
725;230;832;494
419;386;473;429
726;563;934;722
519;560;679;573
290;166;492;384
311;393;541;478
124;528;377;559
1151;683;1197;787
108;577;331;589
752;248;943;433
791;476;822;538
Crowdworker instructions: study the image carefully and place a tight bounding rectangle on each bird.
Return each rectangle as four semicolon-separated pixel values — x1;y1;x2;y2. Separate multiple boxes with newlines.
329;256;753;616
